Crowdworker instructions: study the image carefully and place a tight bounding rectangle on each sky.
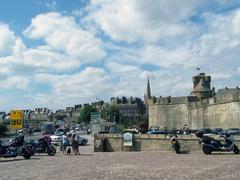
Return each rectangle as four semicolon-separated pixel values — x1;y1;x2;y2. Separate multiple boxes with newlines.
0;0;240;112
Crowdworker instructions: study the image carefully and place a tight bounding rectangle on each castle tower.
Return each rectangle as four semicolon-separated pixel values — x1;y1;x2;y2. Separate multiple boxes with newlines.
144;76;151;104
191;73;213;99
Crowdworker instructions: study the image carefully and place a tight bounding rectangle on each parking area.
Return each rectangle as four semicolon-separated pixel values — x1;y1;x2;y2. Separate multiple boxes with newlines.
0;135;240;180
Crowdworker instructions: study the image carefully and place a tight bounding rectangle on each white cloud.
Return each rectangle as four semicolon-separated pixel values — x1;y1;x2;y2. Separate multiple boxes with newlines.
2;1;240;112
45;0;57;10
87;0;202;43
22;48;79;71
0;75;29;89
211;73;232;80
0;24;17;56
35;67;112;99
24;12;106;63
197;10;240;57
106;61;139;73
139;45;203;68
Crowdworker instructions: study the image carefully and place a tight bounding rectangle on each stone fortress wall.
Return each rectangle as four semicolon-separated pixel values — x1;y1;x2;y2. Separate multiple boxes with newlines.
147;73;240;130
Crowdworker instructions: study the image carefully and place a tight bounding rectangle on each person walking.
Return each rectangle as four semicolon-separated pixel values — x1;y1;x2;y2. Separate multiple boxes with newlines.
75;134;80;155
62;132;68;155
71;133;80;155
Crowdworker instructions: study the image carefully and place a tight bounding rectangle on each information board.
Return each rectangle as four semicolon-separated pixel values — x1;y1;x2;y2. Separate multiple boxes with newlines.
123;132;133;146
10;110;23;129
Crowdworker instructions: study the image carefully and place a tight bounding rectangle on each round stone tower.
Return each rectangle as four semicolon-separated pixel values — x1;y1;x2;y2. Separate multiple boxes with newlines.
191;73;213;99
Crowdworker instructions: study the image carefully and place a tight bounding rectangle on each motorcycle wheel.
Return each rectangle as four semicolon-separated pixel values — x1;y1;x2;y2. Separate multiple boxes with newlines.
22;147;32;159
175;144;180;154
233;145;240;154
27;145;35;155
202;145;212;155
47;146;56;156
81;140;86;145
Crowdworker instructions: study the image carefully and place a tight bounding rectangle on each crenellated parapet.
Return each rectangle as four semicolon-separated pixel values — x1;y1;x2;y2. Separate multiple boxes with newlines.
147;96;198;105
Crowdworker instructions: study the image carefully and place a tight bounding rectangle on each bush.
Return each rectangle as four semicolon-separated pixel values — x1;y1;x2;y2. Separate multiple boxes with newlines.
0;123;7;135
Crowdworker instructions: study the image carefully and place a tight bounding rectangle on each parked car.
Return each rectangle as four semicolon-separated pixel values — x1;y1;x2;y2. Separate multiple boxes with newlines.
55;128;64;135
67;132;88;146
109;126;117;133
227;128;240;135
121;128;139;134
33;128;41;133
50;133;63;145
211;128;224;135
198;128;213;134
147;130;171;135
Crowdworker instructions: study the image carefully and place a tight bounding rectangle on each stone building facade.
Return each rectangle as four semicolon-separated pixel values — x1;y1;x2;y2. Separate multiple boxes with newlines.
110;96;146;123
147;73;240;130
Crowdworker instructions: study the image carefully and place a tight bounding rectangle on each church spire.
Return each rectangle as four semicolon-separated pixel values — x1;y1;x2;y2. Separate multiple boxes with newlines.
144;76;151;102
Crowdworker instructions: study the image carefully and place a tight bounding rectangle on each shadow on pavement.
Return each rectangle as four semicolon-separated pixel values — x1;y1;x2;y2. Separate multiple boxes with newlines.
80;144;92;146
0;157;40;162
79;154;94;156
209;152;239;155
33;154;61;157
179;150;190;154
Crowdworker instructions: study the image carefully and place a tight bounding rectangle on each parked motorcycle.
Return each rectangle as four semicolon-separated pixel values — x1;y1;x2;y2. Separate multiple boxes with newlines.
0;135;32;159
195;131;240;155
170;135;180;154
27;136;56;156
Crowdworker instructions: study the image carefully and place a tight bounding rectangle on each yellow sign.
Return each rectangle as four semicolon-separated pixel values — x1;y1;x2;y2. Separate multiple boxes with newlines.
10;110;23;129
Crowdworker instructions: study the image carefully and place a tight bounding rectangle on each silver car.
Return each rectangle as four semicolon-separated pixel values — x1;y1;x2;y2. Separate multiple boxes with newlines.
67;133;88;146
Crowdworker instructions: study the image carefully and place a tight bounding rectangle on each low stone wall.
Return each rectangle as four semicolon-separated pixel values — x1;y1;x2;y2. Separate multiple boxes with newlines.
94;134;240;152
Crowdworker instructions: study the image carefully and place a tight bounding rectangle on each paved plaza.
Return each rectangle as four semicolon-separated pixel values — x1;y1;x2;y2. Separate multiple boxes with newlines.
0;136;240;180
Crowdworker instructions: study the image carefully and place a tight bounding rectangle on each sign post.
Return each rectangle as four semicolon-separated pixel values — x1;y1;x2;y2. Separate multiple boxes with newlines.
10;110;23;129
123;132;133;146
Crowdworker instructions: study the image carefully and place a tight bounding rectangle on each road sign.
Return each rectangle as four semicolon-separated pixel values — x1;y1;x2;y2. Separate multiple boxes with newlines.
90;112;101;122
10;110;23;129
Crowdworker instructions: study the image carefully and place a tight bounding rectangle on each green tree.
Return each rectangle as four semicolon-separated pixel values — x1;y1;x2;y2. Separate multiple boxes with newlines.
78;105;97;124
101;105;121;123
109;106;121;123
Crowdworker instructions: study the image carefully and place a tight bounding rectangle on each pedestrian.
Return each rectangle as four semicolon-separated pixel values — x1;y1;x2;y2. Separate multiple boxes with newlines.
62;132;68;155
71;133;80;155
43;133;52;144
71;132;76;155
75;134;80;155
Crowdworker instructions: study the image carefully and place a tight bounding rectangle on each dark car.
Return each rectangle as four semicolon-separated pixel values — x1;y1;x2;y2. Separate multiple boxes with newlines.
198;128;213;134
109;126;117;133
33;128;41;133
147;130;171;135
211;128;224;135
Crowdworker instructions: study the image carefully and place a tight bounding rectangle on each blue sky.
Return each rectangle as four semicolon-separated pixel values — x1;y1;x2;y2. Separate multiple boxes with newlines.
0;0;240;112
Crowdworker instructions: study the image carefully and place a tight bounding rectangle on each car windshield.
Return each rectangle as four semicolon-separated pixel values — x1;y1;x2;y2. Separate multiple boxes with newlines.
55;131;63;136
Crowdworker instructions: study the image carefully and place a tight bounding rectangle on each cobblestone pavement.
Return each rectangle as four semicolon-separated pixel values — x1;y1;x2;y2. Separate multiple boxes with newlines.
1;135;240;180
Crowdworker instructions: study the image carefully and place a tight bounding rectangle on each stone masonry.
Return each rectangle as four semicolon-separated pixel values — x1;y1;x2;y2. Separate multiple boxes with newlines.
147;73;240;130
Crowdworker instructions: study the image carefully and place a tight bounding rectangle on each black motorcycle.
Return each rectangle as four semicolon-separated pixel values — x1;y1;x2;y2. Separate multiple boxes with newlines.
196;131;240;155
170;135;180;154
27;137;56;156
0;135;32;159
